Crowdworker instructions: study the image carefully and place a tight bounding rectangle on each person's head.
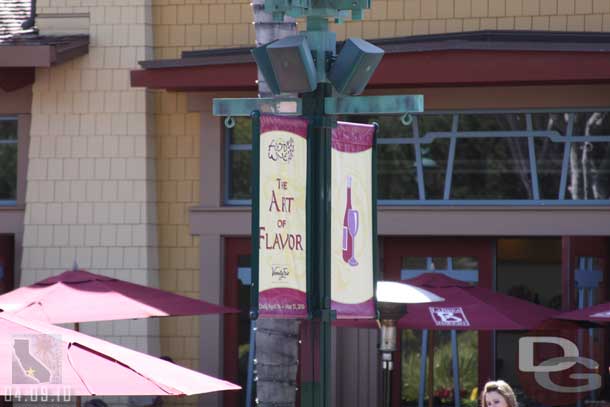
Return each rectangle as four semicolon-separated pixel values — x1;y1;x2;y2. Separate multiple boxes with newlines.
481;380;518;407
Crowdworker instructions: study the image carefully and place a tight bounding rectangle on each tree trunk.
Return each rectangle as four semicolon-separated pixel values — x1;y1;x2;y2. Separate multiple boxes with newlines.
251;2;301;406
255;319;300;406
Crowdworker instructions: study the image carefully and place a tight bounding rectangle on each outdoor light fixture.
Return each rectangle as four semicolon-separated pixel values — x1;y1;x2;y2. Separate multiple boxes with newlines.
252;35;318;95
376;281;444;407
329;38;384;95
376;281;444;304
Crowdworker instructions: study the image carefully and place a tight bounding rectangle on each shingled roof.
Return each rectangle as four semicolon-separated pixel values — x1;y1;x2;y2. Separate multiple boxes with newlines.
0;0;31;42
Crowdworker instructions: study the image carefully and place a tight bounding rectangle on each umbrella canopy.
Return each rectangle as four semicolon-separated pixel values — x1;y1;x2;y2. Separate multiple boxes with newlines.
0;270;236;324
555;301;610;323
0;312;240;396
397;273;558;330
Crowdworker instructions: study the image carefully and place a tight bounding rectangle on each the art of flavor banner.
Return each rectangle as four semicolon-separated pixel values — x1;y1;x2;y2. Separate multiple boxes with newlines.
257;115;308;318
330;121;376;319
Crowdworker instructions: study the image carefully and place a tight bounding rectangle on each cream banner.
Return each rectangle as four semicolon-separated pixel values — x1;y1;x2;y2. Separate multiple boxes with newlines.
257;115;308;318
331;121;376;319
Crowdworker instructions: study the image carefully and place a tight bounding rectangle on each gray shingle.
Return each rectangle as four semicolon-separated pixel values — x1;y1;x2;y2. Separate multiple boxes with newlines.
0;0;31;42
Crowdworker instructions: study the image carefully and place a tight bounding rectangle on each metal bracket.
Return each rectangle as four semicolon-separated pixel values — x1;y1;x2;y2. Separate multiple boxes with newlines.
213;97;302;117
324;95;424;115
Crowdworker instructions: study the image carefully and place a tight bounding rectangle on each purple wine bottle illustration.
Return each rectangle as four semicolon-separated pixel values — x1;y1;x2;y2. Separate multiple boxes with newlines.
342;176;359;266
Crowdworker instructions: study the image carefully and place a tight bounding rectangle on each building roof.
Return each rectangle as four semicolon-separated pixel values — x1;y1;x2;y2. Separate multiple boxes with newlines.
0;0;31;41
131;30;610;92
0;0;89;91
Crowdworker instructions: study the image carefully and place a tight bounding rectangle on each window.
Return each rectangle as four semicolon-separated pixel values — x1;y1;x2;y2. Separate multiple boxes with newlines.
225;117;253;205
223;110;610;205
0;118;18;205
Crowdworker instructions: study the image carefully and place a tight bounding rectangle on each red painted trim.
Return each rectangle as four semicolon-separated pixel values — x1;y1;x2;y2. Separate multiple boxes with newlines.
223;237;251;407
130;50;610;91
371;50;610;88
0;68;35;92
383;237;495;407
130;63;257;91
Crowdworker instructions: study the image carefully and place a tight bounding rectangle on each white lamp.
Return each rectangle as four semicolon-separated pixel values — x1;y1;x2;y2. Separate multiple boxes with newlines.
376;281;444;304
376;281;444;407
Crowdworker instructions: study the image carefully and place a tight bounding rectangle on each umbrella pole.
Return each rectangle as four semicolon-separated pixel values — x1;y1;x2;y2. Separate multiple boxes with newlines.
245;319;257;407
451;330;460;407
427;331;434;407
418;330;428;407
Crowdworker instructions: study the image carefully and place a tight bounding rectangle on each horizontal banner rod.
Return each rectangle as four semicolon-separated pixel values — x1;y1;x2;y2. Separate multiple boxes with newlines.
213;98;302;116
325;95;424;115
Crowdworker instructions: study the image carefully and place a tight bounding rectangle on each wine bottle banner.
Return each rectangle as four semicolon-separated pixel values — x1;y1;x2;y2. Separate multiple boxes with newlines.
330;122;376;320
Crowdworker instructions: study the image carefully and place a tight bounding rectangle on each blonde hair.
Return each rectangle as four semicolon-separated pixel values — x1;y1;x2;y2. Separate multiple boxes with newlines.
481;380;518;407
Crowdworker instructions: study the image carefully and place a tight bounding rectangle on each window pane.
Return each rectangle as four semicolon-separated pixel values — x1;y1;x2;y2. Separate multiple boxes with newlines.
566;141;610;200
0;120;17;140
0;144;17;201
452;257;478;270
229;150;251;200
229;117;252;144
375;115;413;139
401;257;449;271
422;139;449;199
417;114;453;134
532;113;568;199
534;140;563;203
571;113;610;199
572;112;610;137
377;144;418;200
459;113;526;131
402;257;428;270
452;138;532;199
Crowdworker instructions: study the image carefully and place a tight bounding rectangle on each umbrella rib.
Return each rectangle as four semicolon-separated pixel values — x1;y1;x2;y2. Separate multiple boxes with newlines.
68;342;179;396
67;343;96;395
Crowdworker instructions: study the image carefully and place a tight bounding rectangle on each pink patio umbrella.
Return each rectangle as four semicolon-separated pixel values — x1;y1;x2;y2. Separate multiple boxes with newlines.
0;269;236;324
0;311;240;396
555;301;610;324
397;273;558;330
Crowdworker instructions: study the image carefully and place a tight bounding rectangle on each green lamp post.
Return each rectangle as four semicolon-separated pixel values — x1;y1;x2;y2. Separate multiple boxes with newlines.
213;1;424;406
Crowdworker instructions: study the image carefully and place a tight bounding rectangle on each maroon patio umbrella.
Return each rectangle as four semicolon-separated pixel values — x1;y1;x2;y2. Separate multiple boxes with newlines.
0;269;237;324
396;273;558;330
394;273;559;407
0;311;240;396
555;301;610;324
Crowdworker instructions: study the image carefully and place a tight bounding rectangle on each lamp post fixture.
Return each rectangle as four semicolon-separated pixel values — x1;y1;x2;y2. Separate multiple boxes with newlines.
213;2;424;406
376;281;445;407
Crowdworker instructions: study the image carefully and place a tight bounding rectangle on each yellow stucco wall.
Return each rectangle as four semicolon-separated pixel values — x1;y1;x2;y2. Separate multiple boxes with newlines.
337;0;610;38
151;1;610;405
153;87;201;405
151;4;217;406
